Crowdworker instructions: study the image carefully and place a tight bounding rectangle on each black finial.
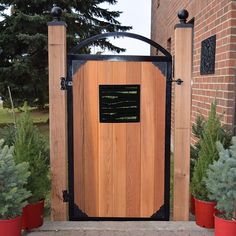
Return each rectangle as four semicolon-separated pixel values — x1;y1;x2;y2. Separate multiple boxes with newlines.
178;9;189;24
51;4;62;21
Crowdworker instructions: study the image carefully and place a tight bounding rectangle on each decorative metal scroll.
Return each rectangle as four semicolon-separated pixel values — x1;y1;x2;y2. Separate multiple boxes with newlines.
200;35;216;75
99;85;140;123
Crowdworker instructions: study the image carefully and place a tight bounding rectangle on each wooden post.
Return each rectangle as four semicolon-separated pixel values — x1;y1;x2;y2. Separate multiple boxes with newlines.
48;5;68;220
173;9;193;221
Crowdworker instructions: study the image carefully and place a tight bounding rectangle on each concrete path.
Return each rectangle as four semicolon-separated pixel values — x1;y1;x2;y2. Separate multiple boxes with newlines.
24;221;214;236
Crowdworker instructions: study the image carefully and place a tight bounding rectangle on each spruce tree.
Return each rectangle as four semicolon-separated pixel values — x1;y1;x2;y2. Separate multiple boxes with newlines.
205;137;236;220
0;139;31;219
0;1;131;107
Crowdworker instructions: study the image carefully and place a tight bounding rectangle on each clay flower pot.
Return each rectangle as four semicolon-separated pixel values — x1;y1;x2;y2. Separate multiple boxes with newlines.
22;199;44;230
194;197;216;228
0;216;22;236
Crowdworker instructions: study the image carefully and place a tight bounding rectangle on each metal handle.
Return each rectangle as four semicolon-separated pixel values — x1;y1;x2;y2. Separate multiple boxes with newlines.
171;78;183;85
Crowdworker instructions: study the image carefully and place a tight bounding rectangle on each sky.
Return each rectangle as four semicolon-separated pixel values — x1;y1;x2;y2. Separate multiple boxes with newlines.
100;0;152;55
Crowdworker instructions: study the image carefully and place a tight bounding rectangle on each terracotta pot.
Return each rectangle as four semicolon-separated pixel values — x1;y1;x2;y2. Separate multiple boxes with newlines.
194;197;216;228
214;214;236;236
190;194;195;215
0;216;22;236
22;199;44;230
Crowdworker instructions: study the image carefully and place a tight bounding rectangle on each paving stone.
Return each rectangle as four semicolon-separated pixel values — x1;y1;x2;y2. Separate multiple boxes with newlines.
25;221;214;236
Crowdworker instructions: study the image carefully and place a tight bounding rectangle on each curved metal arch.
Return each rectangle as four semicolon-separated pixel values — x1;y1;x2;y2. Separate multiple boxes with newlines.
70;32;171;58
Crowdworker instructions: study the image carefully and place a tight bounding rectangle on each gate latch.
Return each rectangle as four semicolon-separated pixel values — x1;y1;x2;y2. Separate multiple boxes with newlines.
171;78;183;85
62;190;70;202
60;77;73;90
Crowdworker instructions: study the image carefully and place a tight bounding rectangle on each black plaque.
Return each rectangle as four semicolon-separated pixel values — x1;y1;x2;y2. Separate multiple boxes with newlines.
99;85;140;123
200;35;216;75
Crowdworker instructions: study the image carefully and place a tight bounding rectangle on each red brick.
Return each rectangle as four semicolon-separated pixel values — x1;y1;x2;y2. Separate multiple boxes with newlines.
152;0;236;133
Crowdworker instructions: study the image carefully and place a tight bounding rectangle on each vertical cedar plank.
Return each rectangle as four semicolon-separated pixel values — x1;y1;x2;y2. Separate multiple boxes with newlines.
84;61;99;216
73;66;85;212
173;26;192;221
48;24;68;220
140;62;155;217
112;62;127;217
71;61;167;218
126;62;141;217
98;61;113;217
154;67;166;212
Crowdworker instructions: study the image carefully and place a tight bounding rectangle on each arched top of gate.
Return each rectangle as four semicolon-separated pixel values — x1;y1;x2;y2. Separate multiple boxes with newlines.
70;31;171;58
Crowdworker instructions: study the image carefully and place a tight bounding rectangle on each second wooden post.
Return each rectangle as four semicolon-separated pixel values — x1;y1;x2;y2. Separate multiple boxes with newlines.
173;9;193;221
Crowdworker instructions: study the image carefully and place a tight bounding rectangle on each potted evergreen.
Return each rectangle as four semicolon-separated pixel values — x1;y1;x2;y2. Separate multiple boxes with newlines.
204;137;236;236
0;140;31;236
191;101;232;228
190;114;205;214
14;107;50;230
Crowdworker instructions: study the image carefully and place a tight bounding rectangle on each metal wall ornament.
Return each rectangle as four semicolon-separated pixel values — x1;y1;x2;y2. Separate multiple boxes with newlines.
200;35;216;75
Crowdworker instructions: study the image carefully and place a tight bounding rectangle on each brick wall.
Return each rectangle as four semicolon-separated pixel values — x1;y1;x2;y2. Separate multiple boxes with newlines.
151;0;236;141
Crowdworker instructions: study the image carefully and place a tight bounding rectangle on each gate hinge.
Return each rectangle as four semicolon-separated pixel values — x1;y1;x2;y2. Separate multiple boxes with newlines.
60;77;73;90
62;190;70;202
170;78;183;85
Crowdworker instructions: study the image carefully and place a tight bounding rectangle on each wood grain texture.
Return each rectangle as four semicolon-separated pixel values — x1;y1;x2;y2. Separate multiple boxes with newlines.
98;61;114;217
48;24;68;220
112;62;127;217
140;62;155;217
173;27;193;221
84;61;99;216
154;67;166;212
73;61;166;218
73;66;85;212
126;62;141;217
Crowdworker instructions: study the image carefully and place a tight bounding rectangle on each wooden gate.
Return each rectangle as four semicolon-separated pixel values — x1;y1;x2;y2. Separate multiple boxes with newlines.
67;32;172;220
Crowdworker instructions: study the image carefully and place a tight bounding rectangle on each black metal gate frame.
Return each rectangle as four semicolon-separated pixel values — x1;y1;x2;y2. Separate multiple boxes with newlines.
66;32;172;221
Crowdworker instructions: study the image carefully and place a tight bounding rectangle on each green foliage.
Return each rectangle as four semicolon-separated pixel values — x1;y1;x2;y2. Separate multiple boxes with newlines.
204;137;236;220
0;139;31;219
14;105;50;203
190;114;232;181
191;101;232;200
190;115;205;180
0;124;16;146
0;1;131;107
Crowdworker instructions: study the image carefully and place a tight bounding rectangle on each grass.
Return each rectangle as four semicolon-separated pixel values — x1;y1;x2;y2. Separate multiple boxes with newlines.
0;107;49;124
0;108;49;142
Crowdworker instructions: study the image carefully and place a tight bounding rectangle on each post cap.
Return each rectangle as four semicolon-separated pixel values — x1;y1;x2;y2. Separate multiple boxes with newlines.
178;9;189;24
51;4;63;21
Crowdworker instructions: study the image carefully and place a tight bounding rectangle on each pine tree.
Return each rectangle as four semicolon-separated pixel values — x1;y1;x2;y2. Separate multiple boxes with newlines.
0;1;131;107
14;105;50;203
190;114;205;180
191;101;232;200
0;139;31;219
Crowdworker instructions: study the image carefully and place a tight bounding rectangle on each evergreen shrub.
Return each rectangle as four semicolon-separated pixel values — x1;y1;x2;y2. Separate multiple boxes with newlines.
14;106;50;203
191;101;232;200
204;137;236;220
190;115;205;181
0;139;31;219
